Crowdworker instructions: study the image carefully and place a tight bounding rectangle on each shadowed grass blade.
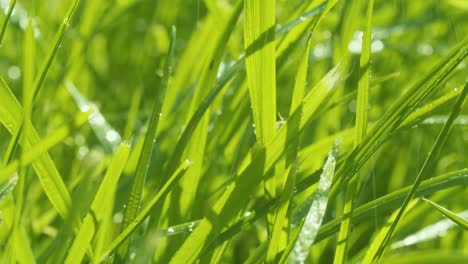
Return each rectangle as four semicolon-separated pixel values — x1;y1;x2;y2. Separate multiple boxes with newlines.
65;143;130;264
0;77;72;218
116;26;177;261
372;81;468;261
334;1;373;263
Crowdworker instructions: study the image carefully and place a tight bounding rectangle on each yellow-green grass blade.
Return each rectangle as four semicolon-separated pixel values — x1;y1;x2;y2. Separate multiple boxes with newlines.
116;26;176;260
266;34;312;263
372;81;468;261
65;143;130;264
245;0;276;146
0;77;72;218
331;37;468;199
0;113;89;184
161;4;330;187
244;1;277;223
208;169;468;250
266;162;298;263
0;0;16;45
376;250;468;264
169;65;344;263
422;198;468;230
335;1;373;263
100;161;191;260
175;0;242;220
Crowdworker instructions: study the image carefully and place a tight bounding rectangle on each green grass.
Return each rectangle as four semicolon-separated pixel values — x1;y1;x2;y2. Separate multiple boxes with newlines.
0;0;467;263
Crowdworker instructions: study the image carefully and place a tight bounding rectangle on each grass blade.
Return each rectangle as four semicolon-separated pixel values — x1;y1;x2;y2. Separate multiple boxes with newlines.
101;161;191;260
116;26;176;260
65;143;130;264
422;198;468;230
0;0;16;45
288;140;339;263
0;77;72;218
372;81;468;261
244;0;277;210
334;1;373;263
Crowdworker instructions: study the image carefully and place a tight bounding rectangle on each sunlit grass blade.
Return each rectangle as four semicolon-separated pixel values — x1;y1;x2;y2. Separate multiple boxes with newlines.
209;168;468;250
100;161;191;260
331;36;468;199
372;81;468;261
376;250;468;264
170;65;344;263
0;0;16;45
64;143;130;264
266;34;312;263
244;0;277;211
0;77;72;217
266;162;298;263
0;113;89;184
334;1;373;263
287;140;339;263
116;26;176;261
162;5;331;180
422;198;468;230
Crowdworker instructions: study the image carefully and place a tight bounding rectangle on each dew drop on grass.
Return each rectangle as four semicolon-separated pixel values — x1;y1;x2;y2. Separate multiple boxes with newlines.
7;66;21;80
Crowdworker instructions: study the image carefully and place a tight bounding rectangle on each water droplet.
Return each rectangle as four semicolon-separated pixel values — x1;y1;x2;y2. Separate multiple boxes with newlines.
7;66;21;80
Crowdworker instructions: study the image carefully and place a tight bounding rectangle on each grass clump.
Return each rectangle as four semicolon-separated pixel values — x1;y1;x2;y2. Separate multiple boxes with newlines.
0;0;467;263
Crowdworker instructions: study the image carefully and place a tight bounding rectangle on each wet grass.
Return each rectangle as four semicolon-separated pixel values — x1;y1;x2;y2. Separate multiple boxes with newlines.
0;0;467;263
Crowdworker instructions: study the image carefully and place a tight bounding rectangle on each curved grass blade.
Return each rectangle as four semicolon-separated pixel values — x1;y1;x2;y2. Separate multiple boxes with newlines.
0;0;16;45
334;1;373;262
169;65;344;264
100;161;191;260
0;77;72;217
422;198;468;230
4;0;81;173
331;36;468;199
116;26;176;261
163;4;330;184
65;143;130;264
0;112;89;184
207;169;468;251
288;141;339;264
372;81;468;261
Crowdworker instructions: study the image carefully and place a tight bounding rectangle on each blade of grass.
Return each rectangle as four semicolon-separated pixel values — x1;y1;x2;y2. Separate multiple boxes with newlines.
244;0;277;211
288;140;340;263
207;168;468;251
0;0;16;45
65;143;130;264
169;64;344;263
0;77;72;217
266;34;312;263
116;26;176;261
422;198;468;230
331;36;468;200
100;161;191;260
334;1;373;263
372;81;468;261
